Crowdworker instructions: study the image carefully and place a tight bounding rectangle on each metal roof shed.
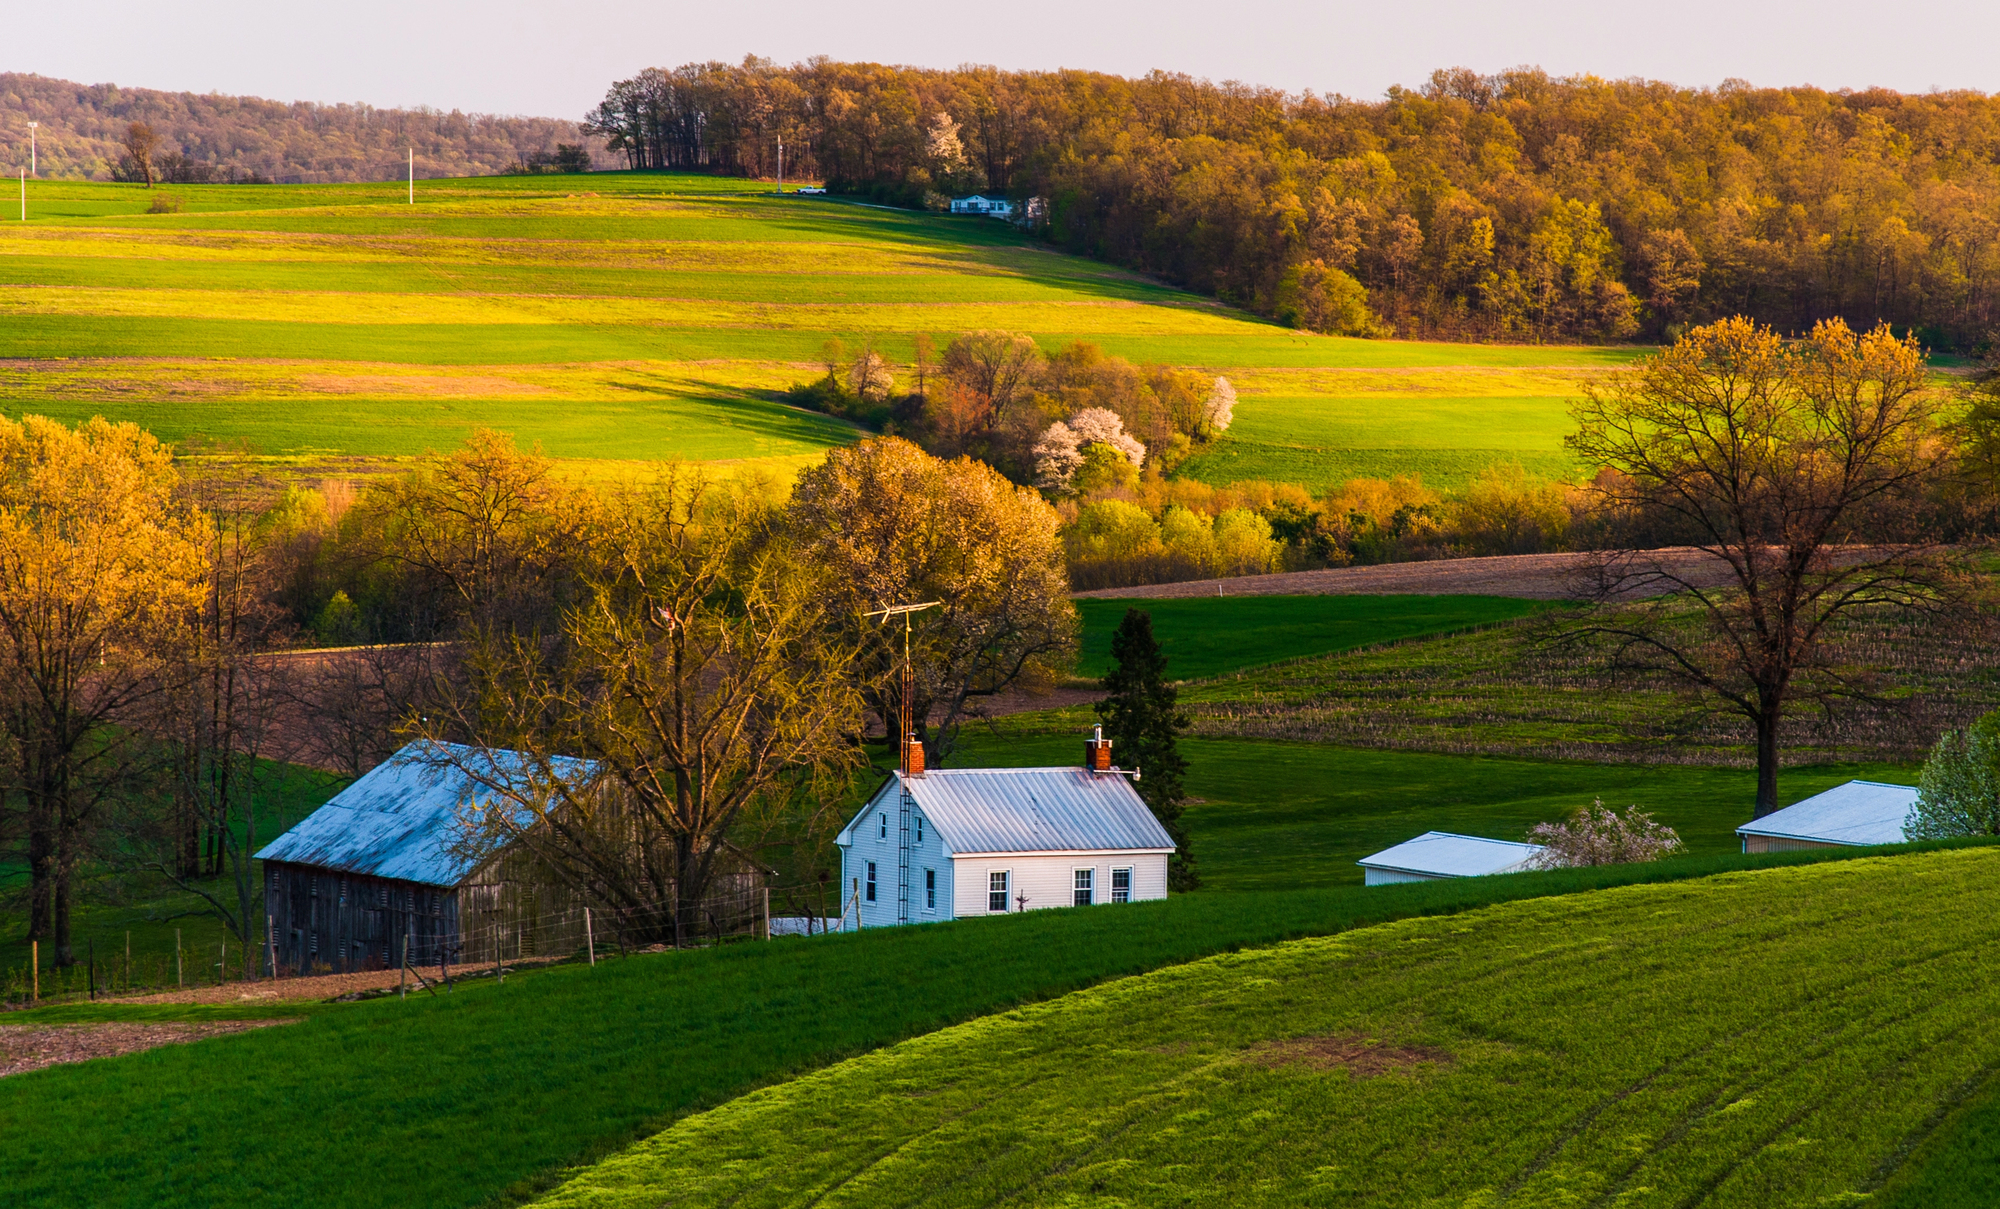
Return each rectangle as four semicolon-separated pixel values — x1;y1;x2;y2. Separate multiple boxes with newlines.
255;741;599;976
1357;831;1545;886
1735;779;1919;852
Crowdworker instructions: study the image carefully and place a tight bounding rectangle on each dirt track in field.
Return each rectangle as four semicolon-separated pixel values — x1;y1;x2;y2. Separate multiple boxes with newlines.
0;1019;300;1077
1073;548;1743;601
114;956;564;1005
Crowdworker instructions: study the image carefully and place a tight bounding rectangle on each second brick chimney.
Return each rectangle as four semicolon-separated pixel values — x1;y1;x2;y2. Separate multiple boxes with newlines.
1085;724;1112;772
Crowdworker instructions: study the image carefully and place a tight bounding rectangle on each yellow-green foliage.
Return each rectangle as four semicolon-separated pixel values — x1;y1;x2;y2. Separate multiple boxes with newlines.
535;848;2000;1208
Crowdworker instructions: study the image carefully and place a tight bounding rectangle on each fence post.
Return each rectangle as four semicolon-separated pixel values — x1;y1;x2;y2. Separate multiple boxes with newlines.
585;907;595;967
763;887;771;940
495;920;503;985
400;918;410;1001
266;911;277;981
30;940;37;1003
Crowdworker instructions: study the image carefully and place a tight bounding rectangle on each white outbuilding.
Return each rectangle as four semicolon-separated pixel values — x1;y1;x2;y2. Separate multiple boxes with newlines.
1734;779;1920;852
1357;831;1545;886
834;733;1174;927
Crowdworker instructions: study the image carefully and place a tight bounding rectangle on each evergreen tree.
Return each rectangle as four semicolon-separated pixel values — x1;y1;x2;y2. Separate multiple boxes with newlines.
1096;608;1197;889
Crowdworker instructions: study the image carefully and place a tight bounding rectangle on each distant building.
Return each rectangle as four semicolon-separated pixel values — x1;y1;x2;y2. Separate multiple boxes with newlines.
834;731;1173;927
1357;831;1545;886
794;186;827;195
1735;779;1919;852
949;194;1015;217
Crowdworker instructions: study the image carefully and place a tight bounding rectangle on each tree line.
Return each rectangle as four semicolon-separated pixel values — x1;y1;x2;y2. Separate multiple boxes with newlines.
3;72;601;183
0;426;1125;964
589;58;2000;346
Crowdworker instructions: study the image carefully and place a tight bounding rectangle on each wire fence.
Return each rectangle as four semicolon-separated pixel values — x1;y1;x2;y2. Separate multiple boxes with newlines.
2;883;860;1009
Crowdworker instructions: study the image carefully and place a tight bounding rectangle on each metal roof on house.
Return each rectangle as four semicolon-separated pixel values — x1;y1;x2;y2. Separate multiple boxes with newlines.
1735;779;1919;847
838;768;1175;856
1356;831;1545;879
254;741;597;887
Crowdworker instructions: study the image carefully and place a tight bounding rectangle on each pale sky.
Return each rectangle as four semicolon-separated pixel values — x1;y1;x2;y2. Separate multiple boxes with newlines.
10;0;1998;119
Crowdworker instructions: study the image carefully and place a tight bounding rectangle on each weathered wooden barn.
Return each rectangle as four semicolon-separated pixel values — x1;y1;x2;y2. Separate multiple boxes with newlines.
256;740;602;976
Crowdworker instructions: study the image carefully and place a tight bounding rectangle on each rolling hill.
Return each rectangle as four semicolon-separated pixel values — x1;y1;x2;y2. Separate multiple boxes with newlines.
0;171;1631;486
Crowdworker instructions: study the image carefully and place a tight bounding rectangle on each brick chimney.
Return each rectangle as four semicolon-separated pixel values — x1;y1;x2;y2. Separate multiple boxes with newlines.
1085;724;1112;772
902;733;925;776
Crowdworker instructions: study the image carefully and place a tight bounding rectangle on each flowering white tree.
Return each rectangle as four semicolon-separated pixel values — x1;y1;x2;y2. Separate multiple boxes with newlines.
1201;377;1236;436
925;113;966;174
1907;722;2000;839
1527;800;1684;868
1033;407;1145;494
848;351;893;403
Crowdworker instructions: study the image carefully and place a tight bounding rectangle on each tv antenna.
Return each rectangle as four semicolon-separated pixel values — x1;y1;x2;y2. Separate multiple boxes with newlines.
864;601;940;775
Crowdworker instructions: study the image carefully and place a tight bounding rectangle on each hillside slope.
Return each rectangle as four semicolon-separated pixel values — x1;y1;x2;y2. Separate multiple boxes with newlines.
0;172;1629;483
535;847;2000;1208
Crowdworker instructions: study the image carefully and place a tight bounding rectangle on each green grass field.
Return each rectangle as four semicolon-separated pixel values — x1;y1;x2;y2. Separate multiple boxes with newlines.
1074;593;1559;681
0;172;1633;485
1;841;1981;1209
531;846;2000;1209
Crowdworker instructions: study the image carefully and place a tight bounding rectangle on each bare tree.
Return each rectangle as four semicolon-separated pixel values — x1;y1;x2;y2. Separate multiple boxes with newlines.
1565;317;1961;816
123;122;160;188
426;470;866;944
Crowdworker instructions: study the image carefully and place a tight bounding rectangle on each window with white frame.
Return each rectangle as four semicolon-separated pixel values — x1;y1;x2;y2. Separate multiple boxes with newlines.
988;870;1009;912
1073;868;1095;907
1112;867;1132;903
879;812;887;840
925;868;936;911
916;815;924;843
866;861;877;902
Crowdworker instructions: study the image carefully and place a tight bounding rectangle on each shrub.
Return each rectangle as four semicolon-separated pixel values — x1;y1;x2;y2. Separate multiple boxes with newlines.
1453;462;1572;555
1527;800;1685;868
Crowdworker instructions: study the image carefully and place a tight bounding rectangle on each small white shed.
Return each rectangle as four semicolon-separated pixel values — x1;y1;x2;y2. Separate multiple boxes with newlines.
834;757;1173;928
949;194;1015;217
1735;779;1919;852
1357;831;1545;886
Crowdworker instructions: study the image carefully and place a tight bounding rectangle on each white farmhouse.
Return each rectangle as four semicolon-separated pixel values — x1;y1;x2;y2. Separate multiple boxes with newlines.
834;732;1174;926
1735;779;1919;852
949;194;1015;218
1356;831;1545;886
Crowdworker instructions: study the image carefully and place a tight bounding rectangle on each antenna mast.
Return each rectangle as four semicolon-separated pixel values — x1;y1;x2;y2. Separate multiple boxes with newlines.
865;600;941;927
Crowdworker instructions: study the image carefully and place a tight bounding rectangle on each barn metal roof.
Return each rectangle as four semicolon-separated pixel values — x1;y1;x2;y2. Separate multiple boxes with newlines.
1735;779;1919;847
254;741;597;887
1357;831;1545;879
838;768;1176;856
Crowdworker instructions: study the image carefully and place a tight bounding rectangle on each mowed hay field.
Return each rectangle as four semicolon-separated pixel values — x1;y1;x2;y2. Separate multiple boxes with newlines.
534;847;2000;1209
0;172;1633;482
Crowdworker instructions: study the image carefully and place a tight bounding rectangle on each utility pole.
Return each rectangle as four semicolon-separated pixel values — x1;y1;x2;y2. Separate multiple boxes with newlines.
776;137;783;194
27;122;37;176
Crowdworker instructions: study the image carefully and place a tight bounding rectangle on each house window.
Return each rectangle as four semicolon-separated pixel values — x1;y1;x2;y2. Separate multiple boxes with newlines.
1074;868;1094;907
988;871;1009;912
1112;867;1132;904
925;868;936;911
866;861;877;902
879;812;887;840
916;815;924;843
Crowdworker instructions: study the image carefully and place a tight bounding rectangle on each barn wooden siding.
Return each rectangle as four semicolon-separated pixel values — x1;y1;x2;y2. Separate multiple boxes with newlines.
265;860;461;976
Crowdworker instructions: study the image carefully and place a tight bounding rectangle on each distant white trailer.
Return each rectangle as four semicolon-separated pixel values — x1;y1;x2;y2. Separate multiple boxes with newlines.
949;194;1015;217
1357;831;1545;886
1735;779;1919;852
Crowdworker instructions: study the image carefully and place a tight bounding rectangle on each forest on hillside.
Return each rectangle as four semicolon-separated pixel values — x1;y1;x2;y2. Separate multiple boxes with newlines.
0;72;602;183
588;59;2000;346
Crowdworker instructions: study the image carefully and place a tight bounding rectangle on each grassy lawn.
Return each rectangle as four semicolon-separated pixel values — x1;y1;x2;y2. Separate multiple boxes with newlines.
952;735;1915;892
0;841;1974;1209
0;173;1636;486
530;846;2000;1208
1074;593;1558;681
